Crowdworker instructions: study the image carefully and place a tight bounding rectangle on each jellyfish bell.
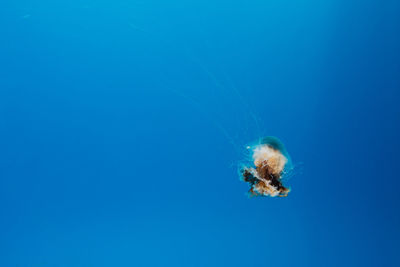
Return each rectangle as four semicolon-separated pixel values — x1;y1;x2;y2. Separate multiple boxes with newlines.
241;136;292;197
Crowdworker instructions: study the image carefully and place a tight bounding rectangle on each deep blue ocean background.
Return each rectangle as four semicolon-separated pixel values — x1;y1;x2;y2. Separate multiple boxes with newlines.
1;1;400;266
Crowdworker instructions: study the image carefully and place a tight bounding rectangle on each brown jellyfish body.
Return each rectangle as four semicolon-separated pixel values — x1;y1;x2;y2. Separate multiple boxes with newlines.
241;136;292;197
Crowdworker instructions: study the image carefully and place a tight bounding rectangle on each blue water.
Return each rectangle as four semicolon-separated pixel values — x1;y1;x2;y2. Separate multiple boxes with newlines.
1;1;400;266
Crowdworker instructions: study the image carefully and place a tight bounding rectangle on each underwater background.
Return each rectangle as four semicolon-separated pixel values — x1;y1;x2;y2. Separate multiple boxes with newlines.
1;0;399;266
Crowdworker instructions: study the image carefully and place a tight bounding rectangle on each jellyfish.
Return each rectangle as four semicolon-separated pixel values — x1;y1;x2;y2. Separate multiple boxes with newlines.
241;136;292;197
